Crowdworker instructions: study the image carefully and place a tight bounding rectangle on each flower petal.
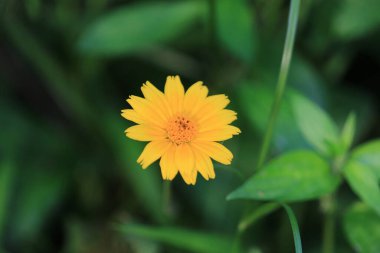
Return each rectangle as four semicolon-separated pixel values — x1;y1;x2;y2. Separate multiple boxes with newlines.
196;125;241;141
159;143;178;180
198;109;237;132
193;94;230;122
121;109;144;124
127;95;167;128
141;81;172;118
164;75;185;114
191;144;216;179
125;125;166;141
175;143;196;185
192;141;233;165
183;81;208;115
137;140;171;169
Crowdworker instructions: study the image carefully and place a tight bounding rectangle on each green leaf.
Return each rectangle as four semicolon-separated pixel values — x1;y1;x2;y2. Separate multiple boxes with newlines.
344;202;380;253
351;140;380;178
118;223;234;253
333;0;380;40
227;150;340;202
292;93;340;156
78;1;205;56
340;112;356;151
344;161;380;215
216;0;256;62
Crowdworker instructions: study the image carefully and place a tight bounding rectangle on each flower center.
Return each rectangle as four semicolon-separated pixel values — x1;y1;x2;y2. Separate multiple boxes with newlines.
167;115;197;145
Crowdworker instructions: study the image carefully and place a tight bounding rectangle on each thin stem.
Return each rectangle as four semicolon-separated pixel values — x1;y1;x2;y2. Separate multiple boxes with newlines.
162;181;171;218
238;202;281;233
321;194;336;253
282;204;303;253
256;0;301;170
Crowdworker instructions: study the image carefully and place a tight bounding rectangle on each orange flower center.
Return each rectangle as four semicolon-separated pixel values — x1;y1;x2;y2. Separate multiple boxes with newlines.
167;115;197;145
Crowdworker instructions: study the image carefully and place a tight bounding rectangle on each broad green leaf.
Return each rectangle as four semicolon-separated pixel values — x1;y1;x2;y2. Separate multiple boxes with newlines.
333;0;380;40
118;223;234;253
340;112;356;151
78;2;205;56
227;150;340;202
216;0;256;62
352;140;380;178
344;202;380;253
292;93;340;156
238;83;308;151
344;161;380;215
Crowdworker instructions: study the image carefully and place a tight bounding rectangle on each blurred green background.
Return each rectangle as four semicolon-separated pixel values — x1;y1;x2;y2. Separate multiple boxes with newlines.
1;0;380;252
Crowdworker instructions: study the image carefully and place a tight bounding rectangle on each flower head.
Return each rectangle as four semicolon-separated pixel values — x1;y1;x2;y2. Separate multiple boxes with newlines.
121;75;240;185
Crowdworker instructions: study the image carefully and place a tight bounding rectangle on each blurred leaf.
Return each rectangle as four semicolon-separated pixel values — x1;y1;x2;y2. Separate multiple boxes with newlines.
292;93;340;156
11;168;68;240
227;150;340;202
340;112;356;151
78;1;206;56
216;0;256;62
351;139;380;178
333;0;380;40
105;114;164;223
0;161;14;238
238;83;307;151
118;223;234;253
344;202;380;253
343;161;380;215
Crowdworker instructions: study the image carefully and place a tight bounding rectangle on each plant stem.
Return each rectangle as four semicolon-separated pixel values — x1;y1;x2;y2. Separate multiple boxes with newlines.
321;194;336;253
162;181;171;218
256;0;301;170
238;202;281;233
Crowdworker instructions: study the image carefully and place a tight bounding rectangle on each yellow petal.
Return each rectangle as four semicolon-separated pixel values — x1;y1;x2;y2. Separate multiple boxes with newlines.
191;144;215;179
137;140;171;169
198;109;237;132
183;81;208;115
164;75;185;114
196;125;241;141
121;109;144;124
159;143;178;180
175;143;196;185
192;94;230;122
141;81;172;118
127;95;167;127
192;141;233;165
125;125;166;141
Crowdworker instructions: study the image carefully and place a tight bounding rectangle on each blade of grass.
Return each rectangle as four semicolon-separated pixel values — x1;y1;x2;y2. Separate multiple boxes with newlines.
256;0;301;170
282;204;303;253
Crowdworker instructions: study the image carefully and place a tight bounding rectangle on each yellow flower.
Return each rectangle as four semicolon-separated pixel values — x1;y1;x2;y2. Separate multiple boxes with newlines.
121;75;240;185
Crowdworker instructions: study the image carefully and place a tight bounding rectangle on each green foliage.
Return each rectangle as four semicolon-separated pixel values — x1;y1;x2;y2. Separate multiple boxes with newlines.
340;112;356;152
344;202;380;253
334;0;380;40
78;1;206;56
351;139;380;178
118;223;234;253
227;151;340;202
343;161;380;215
0;161;13;239
292;93;340;156
216;0;256;62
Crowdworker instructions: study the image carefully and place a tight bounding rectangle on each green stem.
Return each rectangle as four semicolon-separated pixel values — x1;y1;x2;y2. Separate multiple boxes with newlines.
238;202;281;233
162;181;171;218
256;0;301;170
283;204;303;253
321;195;336;253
